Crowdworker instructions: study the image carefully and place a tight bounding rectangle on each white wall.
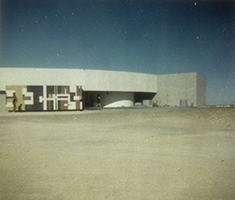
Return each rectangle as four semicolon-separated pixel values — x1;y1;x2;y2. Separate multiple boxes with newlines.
196;73;206;106
153;73;206;107
0;68;158;93
0;93;6;113
0;68;206;108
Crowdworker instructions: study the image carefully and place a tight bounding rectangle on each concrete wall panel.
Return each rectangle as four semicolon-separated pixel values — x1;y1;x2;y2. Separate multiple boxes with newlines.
0;93;6;113
196;73;206;106
154;73;197;106
153;73;206;107
0;68;157;93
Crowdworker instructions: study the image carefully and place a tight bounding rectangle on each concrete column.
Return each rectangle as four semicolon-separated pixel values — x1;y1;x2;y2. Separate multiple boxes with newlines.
0;92;7;113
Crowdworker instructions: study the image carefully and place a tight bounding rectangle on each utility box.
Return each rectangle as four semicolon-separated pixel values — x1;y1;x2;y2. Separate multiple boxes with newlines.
180;99;188;107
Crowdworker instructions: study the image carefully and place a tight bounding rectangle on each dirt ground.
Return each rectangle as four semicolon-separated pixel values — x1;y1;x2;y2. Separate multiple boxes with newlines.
0;107;235;200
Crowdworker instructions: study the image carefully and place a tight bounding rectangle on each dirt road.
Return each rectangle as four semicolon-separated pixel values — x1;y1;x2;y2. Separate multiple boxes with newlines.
0;107;235;199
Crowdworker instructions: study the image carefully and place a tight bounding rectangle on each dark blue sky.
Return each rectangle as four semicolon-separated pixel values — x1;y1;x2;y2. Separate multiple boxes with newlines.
1;0;235;105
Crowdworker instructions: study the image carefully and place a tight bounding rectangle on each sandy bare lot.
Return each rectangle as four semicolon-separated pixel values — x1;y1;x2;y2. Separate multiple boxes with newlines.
0;107;235;200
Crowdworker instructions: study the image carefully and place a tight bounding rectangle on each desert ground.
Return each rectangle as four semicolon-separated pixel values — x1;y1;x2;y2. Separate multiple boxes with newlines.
0;107;235;200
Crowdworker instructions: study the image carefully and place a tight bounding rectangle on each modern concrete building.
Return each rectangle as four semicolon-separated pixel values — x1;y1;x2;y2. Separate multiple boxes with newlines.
0;68;206;112
154;73;206;107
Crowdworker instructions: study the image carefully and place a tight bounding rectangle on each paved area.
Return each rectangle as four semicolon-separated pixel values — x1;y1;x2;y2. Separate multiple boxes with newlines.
0;107;235;199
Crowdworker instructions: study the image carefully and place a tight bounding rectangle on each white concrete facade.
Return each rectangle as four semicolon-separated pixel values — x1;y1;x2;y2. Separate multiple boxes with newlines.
153;72;206;107
0;68;206;110
0;92;6;112
0;68;157;93
0;68;157;108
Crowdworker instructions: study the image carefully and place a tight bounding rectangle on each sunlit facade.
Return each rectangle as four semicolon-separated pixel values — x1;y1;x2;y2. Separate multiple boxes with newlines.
0;68;206;112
